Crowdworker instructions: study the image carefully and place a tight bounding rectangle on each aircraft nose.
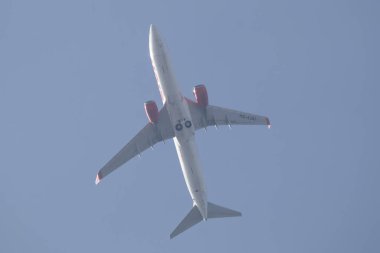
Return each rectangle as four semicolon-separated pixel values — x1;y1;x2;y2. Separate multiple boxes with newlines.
149;24;159;43
149;24;156;35
149;24;164;56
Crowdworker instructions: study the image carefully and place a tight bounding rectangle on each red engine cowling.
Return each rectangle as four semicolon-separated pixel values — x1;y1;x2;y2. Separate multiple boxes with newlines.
193;84;208;106
144;100;159;123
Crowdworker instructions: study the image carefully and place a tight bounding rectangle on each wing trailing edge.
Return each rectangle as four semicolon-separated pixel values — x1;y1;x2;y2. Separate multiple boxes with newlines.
186;98;271;130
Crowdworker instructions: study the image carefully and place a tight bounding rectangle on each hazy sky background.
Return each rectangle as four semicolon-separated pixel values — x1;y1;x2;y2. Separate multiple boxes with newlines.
1;0;379;252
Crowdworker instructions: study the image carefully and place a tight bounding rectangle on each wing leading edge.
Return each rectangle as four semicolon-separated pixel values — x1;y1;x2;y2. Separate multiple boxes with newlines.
95;105;174;184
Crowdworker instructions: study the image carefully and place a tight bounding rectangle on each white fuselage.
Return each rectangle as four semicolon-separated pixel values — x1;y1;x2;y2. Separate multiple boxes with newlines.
149;25;208;219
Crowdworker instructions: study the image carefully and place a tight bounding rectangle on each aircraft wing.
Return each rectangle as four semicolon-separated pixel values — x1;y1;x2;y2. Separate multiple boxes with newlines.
187;99;270;130
95;105;174;184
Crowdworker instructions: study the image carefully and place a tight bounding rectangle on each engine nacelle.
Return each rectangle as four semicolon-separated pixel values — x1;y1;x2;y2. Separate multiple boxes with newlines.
144;100;159;124
193;84;208;106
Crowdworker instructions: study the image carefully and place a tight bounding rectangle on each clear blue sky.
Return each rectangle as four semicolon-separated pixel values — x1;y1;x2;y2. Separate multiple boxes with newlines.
1;0;379;252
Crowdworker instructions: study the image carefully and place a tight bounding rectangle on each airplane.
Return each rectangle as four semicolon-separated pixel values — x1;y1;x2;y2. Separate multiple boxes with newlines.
95;24;270;239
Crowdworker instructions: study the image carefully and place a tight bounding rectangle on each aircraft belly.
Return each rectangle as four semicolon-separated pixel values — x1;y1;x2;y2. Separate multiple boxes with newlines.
174;136;207;207
150;39;181;105
150;25;208;218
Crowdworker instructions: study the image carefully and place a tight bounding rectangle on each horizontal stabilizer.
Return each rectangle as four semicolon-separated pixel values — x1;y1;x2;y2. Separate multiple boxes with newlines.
170;202;241;239
207;202;242;218
170;205;203;239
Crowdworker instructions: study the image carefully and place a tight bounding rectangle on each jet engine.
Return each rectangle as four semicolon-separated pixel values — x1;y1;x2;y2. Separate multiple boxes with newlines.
193;84;208;106
144;100;159;124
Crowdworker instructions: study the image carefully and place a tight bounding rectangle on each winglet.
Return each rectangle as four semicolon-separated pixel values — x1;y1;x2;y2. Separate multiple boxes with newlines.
265;117;271;129
95;174;101;185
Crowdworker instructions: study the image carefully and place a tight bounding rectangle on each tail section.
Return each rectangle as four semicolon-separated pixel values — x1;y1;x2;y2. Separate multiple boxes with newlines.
170;202;241;239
